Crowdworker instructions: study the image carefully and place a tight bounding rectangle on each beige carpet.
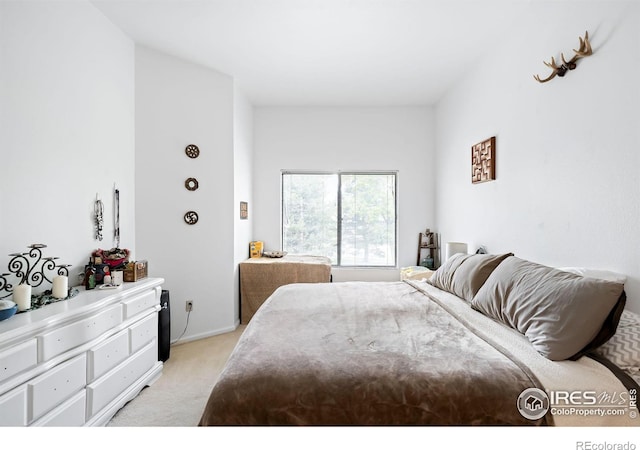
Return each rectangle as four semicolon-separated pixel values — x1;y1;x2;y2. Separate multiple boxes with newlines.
107;325;245;427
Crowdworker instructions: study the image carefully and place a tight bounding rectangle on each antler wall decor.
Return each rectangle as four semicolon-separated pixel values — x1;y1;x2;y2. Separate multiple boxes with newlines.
534;31;592;83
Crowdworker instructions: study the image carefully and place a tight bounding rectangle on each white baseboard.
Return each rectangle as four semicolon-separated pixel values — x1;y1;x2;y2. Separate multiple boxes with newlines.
170;320;241;346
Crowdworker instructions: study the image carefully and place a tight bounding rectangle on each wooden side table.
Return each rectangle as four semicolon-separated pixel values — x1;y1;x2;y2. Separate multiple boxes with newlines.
239;255;332;323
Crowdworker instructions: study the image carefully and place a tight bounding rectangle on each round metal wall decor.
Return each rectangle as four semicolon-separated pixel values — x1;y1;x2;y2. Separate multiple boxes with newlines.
184;211;199;225
185;177;199;191
185;144;200;159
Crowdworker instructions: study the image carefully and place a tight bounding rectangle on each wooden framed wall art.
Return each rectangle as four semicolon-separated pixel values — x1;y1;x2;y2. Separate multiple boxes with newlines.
471;136;496;184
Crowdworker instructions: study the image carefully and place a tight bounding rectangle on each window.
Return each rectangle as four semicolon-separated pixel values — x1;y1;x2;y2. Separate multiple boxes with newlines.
282;171;397;267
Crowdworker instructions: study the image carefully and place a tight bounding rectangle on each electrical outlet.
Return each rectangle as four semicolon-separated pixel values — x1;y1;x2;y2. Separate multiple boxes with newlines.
186;300;193;312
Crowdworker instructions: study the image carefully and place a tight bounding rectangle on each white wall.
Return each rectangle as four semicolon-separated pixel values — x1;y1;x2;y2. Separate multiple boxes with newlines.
0;1;134;289
135;46;237;342
435;2;640;311
233;86;254;321
253;107;435;280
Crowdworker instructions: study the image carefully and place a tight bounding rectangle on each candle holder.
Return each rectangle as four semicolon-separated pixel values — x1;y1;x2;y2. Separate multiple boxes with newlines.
0;244;71;300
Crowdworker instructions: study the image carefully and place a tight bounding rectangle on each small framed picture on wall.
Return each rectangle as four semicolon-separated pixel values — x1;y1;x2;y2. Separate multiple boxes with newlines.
240;201;248;220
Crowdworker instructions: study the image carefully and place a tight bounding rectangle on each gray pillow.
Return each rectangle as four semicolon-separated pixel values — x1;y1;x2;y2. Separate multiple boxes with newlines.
427;252;513;301
427;253;468;293
471;256;625;361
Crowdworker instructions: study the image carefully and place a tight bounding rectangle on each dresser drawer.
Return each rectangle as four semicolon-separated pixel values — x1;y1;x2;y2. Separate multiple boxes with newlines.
0;386;28;426
129;312;157;354
0;339;38;385
87;330;129;383
31;390;86;427
38;304;122;361
86;340;157;417
122;289;158;319
28;353;86;422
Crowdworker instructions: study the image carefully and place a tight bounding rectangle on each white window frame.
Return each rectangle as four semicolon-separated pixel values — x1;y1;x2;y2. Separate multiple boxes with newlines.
281;170;398;268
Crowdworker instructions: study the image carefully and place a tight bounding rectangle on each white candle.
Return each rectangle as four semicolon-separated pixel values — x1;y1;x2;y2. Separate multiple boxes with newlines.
52;275;68;299
13;284;32;311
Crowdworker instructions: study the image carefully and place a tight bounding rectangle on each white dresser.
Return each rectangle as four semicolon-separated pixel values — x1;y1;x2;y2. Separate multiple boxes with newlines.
0;277;164;426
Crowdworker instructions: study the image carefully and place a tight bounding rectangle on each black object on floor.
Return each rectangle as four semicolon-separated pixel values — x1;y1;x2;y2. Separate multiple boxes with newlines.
158;290;171;362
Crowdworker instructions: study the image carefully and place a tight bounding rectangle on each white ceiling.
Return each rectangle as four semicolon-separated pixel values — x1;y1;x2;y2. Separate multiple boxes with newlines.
91;0;530;106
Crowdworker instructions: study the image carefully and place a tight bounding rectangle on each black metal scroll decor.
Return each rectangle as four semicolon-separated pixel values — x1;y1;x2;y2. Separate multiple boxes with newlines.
0;244;71;299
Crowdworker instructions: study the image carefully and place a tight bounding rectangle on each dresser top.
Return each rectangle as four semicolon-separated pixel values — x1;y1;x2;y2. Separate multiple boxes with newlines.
0;278;164;347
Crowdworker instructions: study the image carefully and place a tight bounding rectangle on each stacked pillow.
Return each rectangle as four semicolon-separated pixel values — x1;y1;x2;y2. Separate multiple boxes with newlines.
427;254;626;361
427;252;513;302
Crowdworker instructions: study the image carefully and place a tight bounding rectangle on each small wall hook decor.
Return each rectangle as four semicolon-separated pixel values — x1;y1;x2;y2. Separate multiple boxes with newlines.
534;31;592;83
